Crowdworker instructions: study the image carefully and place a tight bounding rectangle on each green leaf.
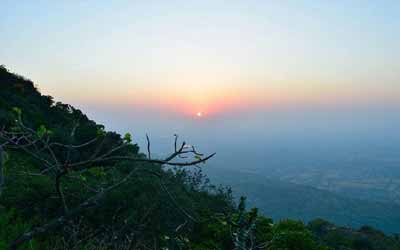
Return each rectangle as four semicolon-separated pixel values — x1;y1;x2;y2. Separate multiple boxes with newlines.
46;129;53;137
96;128;106;137
80;175;87;182
2;151;9;165
89;167;106;177
36;125;47;138
123;133;132;143
12;107;22;122
12;107;22;116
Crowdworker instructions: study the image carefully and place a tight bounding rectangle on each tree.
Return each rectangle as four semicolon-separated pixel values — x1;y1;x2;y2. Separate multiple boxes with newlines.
0;110;215;250
269;220;322;250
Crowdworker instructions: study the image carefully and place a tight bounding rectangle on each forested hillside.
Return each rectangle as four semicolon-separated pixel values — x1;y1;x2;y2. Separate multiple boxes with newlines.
0;65;399;250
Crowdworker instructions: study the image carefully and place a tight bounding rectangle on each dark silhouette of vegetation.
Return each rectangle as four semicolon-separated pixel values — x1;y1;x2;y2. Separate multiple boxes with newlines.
1;65;399;249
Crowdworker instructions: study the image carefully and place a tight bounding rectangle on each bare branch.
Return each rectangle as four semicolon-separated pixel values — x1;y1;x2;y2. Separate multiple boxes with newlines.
49;137;98;149
55;170;69;213
146;134;151;160
69;152;216;171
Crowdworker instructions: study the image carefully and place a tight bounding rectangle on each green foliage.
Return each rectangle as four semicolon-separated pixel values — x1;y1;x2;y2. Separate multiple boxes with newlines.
308;219;400;250
1;151;9;165
1;153;57;218
189;211;232;249
269;220;322;250
36;125;47;138
0;208;45;250
96;126;106;137
12;107;22;120
123;132;132;143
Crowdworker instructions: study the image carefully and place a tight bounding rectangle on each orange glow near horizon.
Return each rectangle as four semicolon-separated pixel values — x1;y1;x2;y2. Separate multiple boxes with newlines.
114;81;267;118
62;77;400;119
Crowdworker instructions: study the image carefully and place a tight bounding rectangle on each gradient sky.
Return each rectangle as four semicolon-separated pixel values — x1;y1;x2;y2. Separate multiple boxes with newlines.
1;0;399;118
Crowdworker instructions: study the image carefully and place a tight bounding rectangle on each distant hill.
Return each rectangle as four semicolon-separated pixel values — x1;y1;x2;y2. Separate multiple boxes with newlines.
206;167;400;234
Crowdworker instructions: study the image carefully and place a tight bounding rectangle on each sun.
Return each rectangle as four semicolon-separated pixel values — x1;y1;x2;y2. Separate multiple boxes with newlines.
196;111;203;117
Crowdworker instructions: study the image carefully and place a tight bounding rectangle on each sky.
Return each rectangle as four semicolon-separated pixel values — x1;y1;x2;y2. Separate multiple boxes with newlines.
1;0;399;120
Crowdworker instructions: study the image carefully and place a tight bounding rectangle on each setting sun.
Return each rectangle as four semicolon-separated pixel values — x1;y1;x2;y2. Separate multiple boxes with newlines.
196;112;203;117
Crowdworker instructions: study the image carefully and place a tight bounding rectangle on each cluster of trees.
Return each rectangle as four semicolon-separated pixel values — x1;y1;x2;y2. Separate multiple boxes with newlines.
0;65;399;250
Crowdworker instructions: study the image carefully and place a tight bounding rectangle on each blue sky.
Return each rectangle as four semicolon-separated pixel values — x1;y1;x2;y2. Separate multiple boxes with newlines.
1;0;399;117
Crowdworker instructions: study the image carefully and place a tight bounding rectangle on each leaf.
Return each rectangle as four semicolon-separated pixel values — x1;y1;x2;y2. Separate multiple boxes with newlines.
89;167;106;177
80;175;87;182
12;107;22;116
12;107;22;122
96;128;106;137
46;129;53;137
123;133;132;143
2;151;9;165
36;125;47;138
